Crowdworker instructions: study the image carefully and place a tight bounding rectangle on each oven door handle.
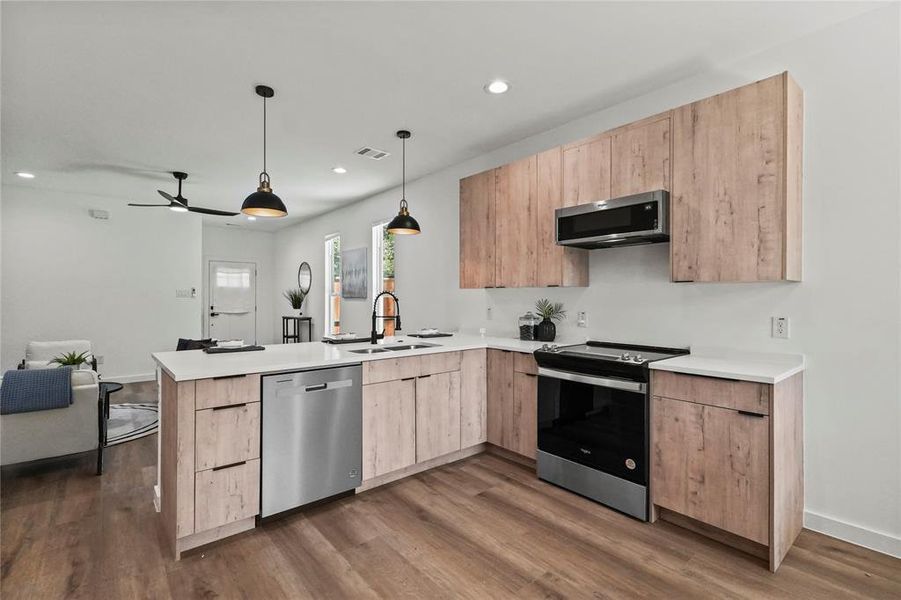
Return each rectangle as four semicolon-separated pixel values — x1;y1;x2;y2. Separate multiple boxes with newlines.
538;367;646;393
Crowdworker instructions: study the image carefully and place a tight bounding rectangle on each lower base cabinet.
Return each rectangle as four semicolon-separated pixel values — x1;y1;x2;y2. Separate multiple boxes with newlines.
362;378;416;480
650;370;803;572
487;349;538;459
416;371;462;462
194;459;261;532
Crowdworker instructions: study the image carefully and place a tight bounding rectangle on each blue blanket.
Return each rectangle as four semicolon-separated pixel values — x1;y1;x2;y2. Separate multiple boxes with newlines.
1;367;74;415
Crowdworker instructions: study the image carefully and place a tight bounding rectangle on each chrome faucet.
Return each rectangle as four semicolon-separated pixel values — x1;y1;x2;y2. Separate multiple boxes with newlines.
371;291;402;344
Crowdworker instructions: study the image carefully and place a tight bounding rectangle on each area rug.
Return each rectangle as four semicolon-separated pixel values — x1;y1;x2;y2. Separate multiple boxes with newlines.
106;403;158;446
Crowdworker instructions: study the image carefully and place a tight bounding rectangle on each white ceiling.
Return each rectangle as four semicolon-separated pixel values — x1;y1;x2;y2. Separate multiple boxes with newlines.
1;1;878;231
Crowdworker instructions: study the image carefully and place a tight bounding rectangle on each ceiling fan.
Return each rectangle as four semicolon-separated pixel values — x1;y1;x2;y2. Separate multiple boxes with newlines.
128;171;238;216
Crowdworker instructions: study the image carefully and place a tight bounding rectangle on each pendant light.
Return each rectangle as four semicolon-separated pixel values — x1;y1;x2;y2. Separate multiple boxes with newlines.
241;85;288;218
386;130;421;235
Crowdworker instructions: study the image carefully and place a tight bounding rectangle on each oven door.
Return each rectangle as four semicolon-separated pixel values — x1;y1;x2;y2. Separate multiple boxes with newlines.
537;367;647;485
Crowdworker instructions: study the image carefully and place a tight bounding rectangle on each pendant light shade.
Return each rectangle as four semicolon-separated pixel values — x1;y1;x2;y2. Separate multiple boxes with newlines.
387;130;421;235
241;85;287;218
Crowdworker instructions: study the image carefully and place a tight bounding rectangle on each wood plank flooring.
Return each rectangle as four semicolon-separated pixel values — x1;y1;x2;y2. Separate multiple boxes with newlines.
2;427;899;598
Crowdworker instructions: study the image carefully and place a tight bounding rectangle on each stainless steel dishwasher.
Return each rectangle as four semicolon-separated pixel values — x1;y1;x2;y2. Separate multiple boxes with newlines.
261;364;362;518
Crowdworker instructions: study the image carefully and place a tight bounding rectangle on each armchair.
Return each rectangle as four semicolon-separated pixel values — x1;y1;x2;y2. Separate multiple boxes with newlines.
19;339;98;372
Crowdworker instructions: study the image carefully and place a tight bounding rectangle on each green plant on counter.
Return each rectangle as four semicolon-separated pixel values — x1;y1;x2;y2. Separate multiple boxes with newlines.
50;350;91;367
535;298;567;323
283;288;307;309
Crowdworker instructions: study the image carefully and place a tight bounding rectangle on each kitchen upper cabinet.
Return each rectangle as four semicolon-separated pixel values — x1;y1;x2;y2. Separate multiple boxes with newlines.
495;156;538;288
459;169;496;289
362;378;416;480
563;134;612;206
671;72;803;282
537;147;589;287
610;114;671;197
415;371;462;462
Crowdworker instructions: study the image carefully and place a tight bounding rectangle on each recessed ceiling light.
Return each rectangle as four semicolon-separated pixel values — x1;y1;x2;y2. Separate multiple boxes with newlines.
484;80;510;94
15;171;35;179
331;166;347;174
247;215;257;221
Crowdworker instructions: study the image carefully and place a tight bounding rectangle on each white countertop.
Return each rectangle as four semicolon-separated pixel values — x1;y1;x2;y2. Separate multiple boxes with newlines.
650;346;805;384
152;334;560;382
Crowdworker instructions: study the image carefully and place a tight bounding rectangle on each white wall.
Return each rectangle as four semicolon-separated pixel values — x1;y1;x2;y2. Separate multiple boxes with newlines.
274;6;900;555
202;224;278;345
1;185;202;380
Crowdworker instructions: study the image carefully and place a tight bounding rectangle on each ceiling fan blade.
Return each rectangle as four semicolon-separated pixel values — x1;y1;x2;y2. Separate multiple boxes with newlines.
128;203;170;207
187;206;240;217
157;190;186;206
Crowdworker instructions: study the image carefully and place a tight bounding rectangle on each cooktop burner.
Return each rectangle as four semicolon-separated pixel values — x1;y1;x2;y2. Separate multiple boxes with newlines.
535;341;688;378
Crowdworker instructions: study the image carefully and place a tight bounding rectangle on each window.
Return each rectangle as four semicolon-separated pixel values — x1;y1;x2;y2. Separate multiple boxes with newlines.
371;221;396;335
324;234;341;335
215;268;251;289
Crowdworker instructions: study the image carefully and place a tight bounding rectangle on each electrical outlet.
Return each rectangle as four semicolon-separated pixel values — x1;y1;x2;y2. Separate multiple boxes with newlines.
96;355;104;365
486;305;493;320
772;317;790;339
175;288;193;299
577;311;587;328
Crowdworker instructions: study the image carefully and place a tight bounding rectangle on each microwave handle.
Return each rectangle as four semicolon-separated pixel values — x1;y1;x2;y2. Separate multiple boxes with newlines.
537;367;646;394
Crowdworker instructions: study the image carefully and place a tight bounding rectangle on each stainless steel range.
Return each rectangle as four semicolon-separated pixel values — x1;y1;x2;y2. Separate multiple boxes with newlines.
533;341;688;521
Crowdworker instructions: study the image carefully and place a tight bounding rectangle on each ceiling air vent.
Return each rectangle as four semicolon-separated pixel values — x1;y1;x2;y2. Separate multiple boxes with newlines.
355;146;391;160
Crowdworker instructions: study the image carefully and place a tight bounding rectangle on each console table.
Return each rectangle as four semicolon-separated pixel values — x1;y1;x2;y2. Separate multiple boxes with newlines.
282;316;312;343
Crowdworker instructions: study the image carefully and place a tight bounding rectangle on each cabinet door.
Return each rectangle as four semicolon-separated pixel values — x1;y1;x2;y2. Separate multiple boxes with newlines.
486;349;514;449
459;169;496;288
651;396;769;544
460;349;487;448
194;459;260;532
416;372;462;462
537;147;588;288
495;155;538;288
610;115;671;197
562;135;611;206
512;372;538;459
671;73;800;282
362;379;416;480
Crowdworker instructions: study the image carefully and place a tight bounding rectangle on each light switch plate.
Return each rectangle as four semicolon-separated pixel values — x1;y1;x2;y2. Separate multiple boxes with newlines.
577;311;587;328
772;316;790;339
176;288;193;299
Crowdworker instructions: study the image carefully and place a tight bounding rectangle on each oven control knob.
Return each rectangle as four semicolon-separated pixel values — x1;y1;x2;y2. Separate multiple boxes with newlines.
634;354;644;362
620;352;631;361
549;344;559;352
540;344;549;351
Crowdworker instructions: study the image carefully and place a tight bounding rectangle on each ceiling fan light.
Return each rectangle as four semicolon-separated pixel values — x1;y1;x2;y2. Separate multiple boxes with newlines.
241;189;287;217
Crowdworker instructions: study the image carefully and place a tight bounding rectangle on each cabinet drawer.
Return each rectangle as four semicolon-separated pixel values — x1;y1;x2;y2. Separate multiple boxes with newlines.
195;402;260;471
195;373;261;410
420;351;462;376
363;356;421;385
651;370;769;415
194;458;260;532
513;352;538;375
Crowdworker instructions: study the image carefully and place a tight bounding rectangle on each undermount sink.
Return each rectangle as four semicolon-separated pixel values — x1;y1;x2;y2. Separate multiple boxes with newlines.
348;347;390;354
384;343;439;351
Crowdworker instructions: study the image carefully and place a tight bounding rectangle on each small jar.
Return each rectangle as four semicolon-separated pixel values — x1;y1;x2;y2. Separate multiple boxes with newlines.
518;312;540;341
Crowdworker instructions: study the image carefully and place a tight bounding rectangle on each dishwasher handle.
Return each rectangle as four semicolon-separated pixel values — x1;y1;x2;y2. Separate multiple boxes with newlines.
305;383;328;392
275;378;355;397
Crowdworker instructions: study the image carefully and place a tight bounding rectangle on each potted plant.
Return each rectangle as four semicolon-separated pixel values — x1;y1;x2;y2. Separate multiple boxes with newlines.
284;288;307;316
534;298;567;342
50;351;92;370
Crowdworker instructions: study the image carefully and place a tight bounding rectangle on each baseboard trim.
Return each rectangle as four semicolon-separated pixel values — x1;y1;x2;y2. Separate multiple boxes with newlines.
105;372;156;384
804;510;901;558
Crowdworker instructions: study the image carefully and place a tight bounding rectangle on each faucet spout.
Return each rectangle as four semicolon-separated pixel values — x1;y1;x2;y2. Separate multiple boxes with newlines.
371;291;401;344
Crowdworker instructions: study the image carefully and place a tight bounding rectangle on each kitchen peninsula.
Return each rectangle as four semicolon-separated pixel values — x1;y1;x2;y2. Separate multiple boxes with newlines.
152;336;804;570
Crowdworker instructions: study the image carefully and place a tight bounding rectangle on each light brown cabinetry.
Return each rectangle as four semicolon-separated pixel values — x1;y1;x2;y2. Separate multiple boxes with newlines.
416;371;462;462
495;156;538;288
671;72;803;282
160;372;262;559
537;147;589;287
610;114;671;197
650;370;803;572
486;349;538;459
563;134;612;205
459;169;496;288
362;378;416;480
460;349;488;447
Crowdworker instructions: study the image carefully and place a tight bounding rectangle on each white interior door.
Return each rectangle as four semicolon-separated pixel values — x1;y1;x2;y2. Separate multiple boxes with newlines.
209;260;257;344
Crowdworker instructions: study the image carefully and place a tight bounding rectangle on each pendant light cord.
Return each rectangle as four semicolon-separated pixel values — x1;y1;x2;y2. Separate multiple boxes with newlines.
401;135;406;201
262;96;267;175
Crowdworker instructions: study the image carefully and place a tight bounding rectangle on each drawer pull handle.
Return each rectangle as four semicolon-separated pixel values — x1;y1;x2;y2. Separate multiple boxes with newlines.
212;374;247;381
401;377;415;382
419;374;431;379
738;410;766;418
305;383;328;392
212;460;246;471
525;373;537;378
212;403;247;411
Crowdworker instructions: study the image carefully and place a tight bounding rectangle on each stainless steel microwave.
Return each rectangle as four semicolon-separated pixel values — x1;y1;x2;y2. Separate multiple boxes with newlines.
555;190;669;249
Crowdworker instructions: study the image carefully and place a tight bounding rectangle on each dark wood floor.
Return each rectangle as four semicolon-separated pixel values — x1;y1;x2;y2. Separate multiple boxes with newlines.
2;398;899;598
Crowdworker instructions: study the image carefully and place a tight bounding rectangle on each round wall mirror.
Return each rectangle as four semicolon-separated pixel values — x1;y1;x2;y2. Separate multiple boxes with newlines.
297;261;312;294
